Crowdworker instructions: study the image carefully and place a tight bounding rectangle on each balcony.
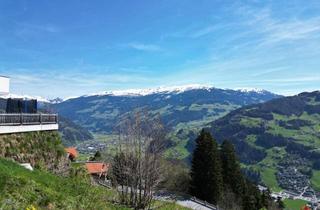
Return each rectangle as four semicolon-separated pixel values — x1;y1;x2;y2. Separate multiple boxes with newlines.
0;113;59;134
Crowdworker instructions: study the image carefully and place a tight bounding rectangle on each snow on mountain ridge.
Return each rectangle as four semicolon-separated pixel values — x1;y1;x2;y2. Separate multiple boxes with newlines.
235;87;267;94
0;93;50;103
0;85;273;103
87;84;214;97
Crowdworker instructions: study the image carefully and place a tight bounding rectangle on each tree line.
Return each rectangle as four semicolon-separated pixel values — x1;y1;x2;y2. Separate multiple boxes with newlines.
189;129;284;210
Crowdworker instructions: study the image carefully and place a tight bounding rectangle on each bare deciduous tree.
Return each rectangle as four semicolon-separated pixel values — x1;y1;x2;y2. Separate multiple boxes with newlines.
111;110;165;209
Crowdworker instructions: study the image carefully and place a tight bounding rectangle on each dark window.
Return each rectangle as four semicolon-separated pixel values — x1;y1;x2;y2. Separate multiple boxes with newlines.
6;99;37;113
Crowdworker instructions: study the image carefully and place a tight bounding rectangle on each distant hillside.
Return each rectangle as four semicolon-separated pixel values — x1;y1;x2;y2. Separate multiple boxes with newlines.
58;116;94;146
207;91;320;192
52;86;281;158
53;87;280;132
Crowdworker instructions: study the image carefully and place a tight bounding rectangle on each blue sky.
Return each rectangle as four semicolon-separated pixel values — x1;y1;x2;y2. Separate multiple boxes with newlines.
0;0;320;98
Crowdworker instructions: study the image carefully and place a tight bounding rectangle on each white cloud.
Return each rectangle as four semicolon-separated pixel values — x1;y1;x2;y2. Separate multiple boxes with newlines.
190;26;217;38
237;5;320;45
126;43;163;52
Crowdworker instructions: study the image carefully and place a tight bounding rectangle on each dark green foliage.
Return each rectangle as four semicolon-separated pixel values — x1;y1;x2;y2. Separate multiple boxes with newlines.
313;160;320;170
220;140;245;196
261;188;272;207
255;133;289;149
241;167;261;184
189;129;223;204
159;160;190;193
189;131;277;209
242;180;263;210
278;119;312;129
111;152;127;186
277;197;285;209
90;151;102;161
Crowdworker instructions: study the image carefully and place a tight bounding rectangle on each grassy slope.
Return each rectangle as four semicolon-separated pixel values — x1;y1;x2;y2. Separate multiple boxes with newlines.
164;103;240;159
0;158;122;210
311;170;320;191
249;112;320;190
283;199;308;210
212;93;320;191
0;158;189;210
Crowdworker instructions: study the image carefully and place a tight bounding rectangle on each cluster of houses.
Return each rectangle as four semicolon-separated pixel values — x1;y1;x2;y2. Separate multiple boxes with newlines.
76;141;107;156
277;166;309;194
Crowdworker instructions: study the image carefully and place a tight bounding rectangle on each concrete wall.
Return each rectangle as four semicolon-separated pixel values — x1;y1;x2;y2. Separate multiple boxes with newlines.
0;124;58;134
0;76;10;95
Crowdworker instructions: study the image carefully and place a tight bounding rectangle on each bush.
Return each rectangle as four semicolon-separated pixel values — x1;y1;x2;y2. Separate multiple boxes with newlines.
159;160;190;193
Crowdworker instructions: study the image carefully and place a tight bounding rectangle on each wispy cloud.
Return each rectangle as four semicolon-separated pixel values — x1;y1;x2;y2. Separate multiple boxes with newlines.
5;68;161;98
237;5;320;45
190;26;217;38
126;42;163;52
14;22;60;39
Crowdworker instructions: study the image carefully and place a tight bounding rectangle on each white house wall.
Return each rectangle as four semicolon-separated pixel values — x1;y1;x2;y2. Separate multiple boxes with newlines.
0;76;10;95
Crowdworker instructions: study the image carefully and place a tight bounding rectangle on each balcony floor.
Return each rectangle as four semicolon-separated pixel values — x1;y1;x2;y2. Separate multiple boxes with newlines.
0;124;58;134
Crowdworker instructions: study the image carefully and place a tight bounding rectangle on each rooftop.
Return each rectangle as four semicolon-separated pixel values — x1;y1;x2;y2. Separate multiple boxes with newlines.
85;162;110;175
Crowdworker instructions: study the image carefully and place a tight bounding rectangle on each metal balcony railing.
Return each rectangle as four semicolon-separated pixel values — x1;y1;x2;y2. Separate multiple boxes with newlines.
0;114;58;126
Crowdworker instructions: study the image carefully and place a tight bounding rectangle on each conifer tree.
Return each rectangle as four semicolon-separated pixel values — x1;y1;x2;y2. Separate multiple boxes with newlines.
220;140;245;196
189;129;223;204
261;188;272;208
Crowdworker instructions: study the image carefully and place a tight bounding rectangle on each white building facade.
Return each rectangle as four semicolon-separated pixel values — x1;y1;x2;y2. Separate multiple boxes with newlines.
0;76;10;95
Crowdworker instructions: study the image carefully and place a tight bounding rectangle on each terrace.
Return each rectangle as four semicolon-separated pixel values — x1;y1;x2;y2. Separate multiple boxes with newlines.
0;75;59;134
0;113;59;134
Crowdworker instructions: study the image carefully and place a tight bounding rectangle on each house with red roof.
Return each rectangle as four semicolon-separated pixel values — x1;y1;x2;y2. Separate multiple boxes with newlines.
65;147;78;161
85;162;110;180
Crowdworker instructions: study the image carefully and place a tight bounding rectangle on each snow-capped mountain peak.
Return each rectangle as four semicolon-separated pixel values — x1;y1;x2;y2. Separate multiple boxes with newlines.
235;87;268;94
86;84;214;97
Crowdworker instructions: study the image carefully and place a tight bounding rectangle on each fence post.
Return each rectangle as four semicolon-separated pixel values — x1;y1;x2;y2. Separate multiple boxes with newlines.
20;114;23;125
40;113;42;124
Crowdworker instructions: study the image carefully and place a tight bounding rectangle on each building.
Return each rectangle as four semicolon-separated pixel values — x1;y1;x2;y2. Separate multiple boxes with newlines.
0;76;58;134
0;76;10;95
65;147;78;161
85;162;110;179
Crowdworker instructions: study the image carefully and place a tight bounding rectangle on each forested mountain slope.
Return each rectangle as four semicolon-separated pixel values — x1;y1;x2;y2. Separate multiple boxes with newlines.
208;91;320;192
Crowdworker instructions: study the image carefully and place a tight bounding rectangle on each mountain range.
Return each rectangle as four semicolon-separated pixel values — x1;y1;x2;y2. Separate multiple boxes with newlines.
51;85;281;158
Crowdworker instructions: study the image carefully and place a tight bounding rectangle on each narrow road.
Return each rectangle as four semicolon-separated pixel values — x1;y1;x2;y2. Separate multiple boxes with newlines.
176;200;214;210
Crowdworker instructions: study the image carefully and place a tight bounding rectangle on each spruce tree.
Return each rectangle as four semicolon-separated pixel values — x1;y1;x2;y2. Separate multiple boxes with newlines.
189;129;223;204
220;140;245;196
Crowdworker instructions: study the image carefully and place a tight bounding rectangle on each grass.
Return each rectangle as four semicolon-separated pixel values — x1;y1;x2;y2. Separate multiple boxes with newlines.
0;158;189;210
311;170;320;191
254;148;286;192
283;199;308;210
240;117;263;128
0;158;121;210
260;168;282;192
269;112;320;148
